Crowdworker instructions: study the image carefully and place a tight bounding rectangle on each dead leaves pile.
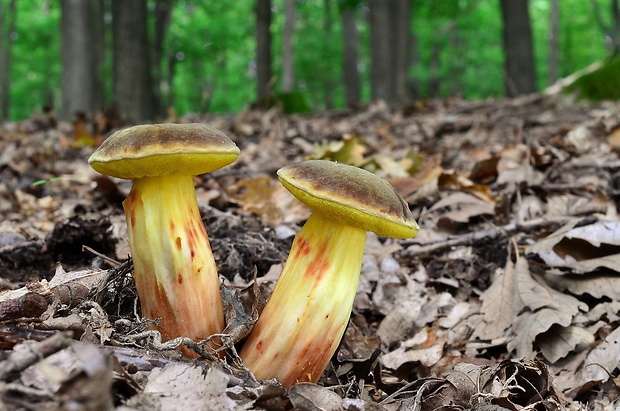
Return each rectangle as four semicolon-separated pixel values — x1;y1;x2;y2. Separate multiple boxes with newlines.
1;95;620;409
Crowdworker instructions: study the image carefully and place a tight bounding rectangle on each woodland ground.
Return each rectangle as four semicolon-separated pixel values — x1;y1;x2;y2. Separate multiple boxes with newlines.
1;94;620;410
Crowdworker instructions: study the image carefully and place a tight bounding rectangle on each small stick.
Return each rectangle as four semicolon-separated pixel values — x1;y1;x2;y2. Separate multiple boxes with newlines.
0;332;73;382
0;293;49;321
0;325;57;350
82;245;121;267
116;329;259;384
402;216;576;257
0;382;53;399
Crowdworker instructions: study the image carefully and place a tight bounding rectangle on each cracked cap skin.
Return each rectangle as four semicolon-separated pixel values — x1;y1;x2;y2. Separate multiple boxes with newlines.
277;160;419;238
88;123;240;180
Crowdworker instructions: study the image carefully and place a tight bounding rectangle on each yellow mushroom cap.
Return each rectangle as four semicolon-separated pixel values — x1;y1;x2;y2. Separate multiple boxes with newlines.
277;160;419;238
88;123;240;179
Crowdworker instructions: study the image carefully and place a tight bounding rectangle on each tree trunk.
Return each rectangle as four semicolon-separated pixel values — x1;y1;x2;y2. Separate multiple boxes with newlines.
448;23;463;96
323;0;334;109
391;0;411;104
407;23;420;100
341;4;361;108
370;0;412;103
612;0;620;55
60;0;99;120
0;0;16;121
256;0;273;102
166;52;177;109
500;0;537;96
153;0;173;116
281;0;296;92
369;0;392;101
93;0;106;112
428;38;441;98
548;0;559;85
341;7;362;107
590;0;620;55
112;0;155;121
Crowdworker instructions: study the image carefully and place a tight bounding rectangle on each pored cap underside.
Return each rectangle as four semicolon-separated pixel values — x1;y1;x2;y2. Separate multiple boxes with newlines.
277;160;419;238
88;123;240;179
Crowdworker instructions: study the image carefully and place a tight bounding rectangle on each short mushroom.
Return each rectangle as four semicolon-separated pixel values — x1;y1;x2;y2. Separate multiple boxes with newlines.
88;123;239;354
239;159;419;387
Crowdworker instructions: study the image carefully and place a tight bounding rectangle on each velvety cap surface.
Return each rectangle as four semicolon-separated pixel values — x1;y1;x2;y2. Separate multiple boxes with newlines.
278;160;419;238
88;123;240;179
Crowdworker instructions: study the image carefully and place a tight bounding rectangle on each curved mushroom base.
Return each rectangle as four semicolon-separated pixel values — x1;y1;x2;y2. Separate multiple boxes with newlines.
124;175;225;356
240;212;366;387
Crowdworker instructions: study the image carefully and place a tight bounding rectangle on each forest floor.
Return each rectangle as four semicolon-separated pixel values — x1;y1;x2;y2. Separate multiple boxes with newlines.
1;94;620;410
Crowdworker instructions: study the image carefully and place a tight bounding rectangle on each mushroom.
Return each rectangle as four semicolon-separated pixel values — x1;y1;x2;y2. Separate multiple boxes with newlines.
239;160;419;387
88;123;239;354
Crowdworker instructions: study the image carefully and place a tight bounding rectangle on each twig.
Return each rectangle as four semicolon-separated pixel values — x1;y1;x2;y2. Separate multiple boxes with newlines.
116;329;214;358
380;377;444;405
0;292;48;321
0;325;57;350
402;216;576;257
115;329;259;384
0;332;73;382
0;382;53;399
82;245;121;267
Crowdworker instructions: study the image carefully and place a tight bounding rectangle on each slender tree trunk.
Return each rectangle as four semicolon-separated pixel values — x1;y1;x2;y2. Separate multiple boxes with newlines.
153;0;173;116
256;0;273;102
323;0;334;109
428;38;441;98
612;0;620;55
369;0;391;101
282;0;296;92
112;0;155;121
341;4;361;107
548;0;559;85
500;0;537;96
0;0;16;121
391;0;411;104
590;0;620;55
370;0;412;103
93;0;106;111
408;26;420;100
167;52;177;109
448;23;463;96
60;0;98;120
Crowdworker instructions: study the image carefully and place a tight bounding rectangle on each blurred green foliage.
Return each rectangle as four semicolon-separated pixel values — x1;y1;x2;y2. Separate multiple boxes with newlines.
2;0;613;121
9;1;61;119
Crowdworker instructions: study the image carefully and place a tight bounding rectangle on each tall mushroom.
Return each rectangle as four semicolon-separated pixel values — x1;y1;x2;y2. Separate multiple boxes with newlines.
89;123;239;353
240;160;419;387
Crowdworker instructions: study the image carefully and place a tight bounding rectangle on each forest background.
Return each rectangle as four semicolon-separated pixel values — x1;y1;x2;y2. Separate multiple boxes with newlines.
0;0;617;123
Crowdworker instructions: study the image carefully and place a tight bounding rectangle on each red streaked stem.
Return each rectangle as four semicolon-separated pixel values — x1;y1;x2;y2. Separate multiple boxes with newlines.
124;175;224;355
240;212;366;387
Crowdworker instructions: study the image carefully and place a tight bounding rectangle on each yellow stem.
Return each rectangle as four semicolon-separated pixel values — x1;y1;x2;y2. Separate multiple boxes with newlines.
240;212;366;387
123;175;224;351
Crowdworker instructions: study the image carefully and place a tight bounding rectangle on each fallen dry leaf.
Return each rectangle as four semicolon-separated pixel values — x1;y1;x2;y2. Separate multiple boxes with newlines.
310;133;367;166
226;175;310;225
476;253;588;362
576;325;620;388
528;219;620;273
126;364;250;410
428;191;495;224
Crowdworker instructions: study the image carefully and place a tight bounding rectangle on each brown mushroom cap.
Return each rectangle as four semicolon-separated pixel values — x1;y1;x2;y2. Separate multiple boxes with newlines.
88;123;240;180
277;160;419;238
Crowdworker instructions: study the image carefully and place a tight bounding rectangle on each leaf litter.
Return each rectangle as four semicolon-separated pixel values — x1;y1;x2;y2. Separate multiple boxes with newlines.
1;95;620;409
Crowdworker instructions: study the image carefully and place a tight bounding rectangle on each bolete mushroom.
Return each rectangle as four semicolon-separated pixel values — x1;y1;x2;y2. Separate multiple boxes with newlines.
88;123;239;354
239;160;419;387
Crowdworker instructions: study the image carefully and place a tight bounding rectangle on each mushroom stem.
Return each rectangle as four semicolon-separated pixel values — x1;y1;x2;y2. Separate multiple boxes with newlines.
124;174;224;351
240;212;366;387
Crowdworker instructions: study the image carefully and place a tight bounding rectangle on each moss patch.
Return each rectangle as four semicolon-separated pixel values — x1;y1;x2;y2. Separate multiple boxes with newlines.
565;57;620;101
